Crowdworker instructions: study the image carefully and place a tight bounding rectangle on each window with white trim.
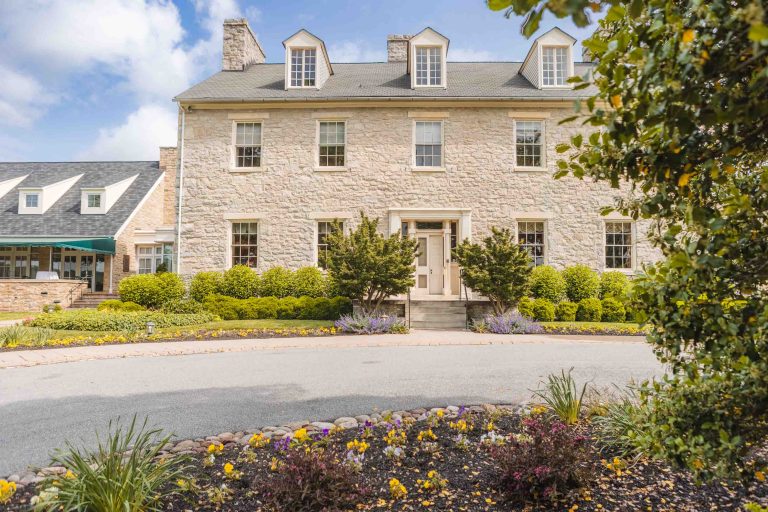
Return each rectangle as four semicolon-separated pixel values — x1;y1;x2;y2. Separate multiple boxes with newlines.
317;221;344;269
416;47;442;86
318;121;345;167
231;222;258;268
290;48;316;87
605;221;633;269
87;193;101;208
542;46;568;86
137;244;173;274
414;121;443;167
235;122;262;168
25;193;38;208
515;120;544;167
518;221;546;266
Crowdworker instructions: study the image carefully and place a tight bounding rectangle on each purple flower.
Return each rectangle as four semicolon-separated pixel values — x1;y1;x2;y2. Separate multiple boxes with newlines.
474;312;544;334
534;466;551;478
335;314;406;334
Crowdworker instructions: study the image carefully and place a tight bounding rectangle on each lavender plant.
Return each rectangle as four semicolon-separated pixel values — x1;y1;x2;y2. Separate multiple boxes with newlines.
335;313;407;334
472;312;544;334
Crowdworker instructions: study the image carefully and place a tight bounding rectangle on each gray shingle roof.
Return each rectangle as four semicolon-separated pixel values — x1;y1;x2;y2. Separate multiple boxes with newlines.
0;161;162;237
175;62;596;102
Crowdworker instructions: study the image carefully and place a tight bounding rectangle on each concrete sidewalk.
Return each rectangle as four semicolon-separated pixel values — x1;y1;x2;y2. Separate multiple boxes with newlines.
0;330;643;369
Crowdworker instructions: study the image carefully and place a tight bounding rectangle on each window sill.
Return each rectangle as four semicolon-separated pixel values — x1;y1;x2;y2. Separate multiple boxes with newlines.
229;167;263;174
513;166;549;173
313;166;350;173
411;166;446;173
606;267;636;275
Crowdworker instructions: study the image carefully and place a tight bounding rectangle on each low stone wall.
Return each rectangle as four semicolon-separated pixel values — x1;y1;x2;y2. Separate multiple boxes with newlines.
0;280;86;312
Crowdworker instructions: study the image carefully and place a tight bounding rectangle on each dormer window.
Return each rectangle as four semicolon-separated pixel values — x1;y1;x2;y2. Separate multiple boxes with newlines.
25;193;39;208
415;47;442;86
87;193;101;208
290;48;316;87
408;28;449;89
542;46;568;86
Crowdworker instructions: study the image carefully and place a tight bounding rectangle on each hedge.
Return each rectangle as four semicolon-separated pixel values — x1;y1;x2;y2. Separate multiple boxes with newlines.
562;265;601;303
118;273;185;309
532;298;556;322
259;267;295;298
30;310;217;331
97;299;146;312
220;265;260;299
516;296;534;319
576;297;603;322
529;265;566;302
600;271;630;299
601;297;626;322
190;271;224;302
555;301;578;322
202;294;351;321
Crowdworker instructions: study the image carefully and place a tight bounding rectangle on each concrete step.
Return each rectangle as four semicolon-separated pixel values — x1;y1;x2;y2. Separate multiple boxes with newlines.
411;319;467;329
409;312;466;322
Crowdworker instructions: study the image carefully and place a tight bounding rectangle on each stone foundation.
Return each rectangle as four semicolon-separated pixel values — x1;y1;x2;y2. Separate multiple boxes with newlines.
0;280;86;312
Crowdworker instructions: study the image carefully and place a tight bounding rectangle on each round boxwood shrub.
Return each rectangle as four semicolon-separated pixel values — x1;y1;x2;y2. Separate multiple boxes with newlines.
555;301;578;322
517;296;534;319
118;273;184;309
259;267;295;298
562;265;600;303
601;297;626;322
600;271;630;299
190;271;224;302
220;265;259;299
156;272;185;305
532;298;556;322
292;266;327;298
529;265;566;303
576;297;603;322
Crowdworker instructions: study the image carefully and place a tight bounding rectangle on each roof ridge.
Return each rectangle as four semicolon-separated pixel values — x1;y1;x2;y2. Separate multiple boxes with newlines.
0;161;159;164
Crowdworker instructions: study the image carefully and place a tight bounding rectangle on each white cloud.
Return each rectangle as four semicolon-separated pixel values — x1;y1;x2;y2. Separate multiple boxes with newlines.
448;48;497;62
328;41;385;63
0;65;57;127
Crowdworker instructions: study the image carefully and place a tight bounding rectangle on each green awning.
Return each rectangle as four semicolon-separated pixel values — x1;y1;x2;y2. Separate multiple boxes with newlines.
0;237;116;254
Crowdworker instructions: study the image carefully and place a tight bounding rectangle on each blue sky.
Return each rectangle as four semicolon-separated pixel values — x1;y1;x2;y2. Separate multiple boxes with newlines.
0;0;597;163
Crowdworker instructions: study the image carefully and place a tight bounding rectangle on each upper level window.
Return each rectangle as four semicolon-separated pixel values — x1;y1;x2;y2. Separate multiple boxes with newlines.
415;47;442;86
518;221;545;266
318;121;345;167
317;221;344;269
515;121;544;167
414;121;443;167
235;122;262;168
25;194;39;208
231;221;258;268
290;48;316;87
605;221;633;269
542;47;568;86
87;193;101;208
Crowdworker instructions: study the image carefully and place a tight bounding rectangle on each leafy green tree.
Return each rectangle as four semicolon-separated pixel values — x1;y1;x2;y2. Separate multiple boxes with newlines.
453;227;532;315
488;0;768;479
326;213;418;315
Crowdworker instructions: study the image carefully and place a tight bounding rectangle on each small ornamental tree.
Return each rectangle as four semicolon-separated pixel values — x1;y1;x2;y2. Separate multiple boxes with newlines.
453;227;532;315
326;213;418;315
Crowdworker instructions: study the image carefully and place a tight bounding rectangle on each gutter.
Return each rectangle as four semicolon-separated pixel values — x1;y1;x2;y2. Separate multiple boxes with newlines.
174;95;589;105
175;107;187;275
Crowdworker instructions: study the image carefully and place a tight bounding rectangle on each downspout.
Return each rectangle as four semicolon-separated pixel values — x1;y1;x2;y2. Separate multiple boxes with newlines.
175;107;187;275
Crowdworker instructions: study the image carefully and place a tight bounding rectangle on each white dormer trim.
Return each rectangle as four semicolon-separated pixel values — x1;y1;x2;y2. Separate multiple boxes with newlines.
408;27;449;90
519;27;576;90
0;175;28;200
282;29;333;90
18;174;82;215
80;174;139;215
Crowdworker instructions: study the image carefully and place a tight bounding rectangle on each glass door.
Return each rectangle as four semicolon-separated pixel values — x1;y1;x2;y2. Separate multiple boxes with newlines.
94;254;105;292
62;255;77;279
80;255;94;290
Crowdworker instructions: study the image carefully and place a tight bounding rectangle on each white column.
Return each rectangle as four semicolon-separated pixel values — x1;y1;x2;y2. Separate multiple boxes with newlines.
442;220;451;296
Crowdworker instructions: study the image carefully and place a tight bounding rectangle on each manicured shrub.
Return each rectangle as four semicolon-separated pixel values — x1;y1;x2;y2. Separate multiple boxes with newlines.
335;313;407;334
160;298;204;314
292;266;328;298
30;310;216;331
516;296;534;319
259;266;295;298
118;273;185;309
601;297;626;322
202;294;350;321
577;297;602;322
532;298;556;322
189;271;224;302
276;296;299;319
239;296;279;319
600;271;630;299
555;301;578;322
219;265;259;299
562;265;600;303
97;300;146;312
471;312;543;334
529;265;566;302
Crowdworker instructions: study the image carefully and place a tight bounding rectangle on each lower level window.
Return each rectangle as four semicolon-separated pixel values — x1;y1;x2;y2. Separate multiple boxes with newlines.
605;221;633;269
231;222;258;268
137;244;173;274
317;221;343;269
518;221;545;266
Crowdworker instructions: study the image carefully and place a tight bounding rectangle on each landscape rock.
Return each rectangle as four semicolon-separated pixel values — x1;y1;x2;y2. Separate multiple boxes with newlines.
171;440;199;453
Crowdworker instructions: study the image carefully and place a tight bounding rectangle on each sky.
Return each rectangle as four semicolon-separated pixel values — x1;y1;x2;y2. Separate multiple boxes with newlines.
0;0;598;163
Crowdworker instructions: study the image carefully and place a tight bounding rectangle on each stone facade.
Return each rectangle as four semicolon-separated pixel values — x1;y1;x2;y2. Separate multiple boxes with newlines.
222;18;265;71
387;35;411;63
177;105;660;277
0;280;86;312
159;146;178;225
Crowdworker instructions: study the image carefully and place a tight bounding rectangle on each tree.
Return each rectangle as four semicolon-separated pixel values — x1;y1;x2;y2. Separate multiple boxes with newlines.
325;213;418;315
453;227;532;315
488;0;768;479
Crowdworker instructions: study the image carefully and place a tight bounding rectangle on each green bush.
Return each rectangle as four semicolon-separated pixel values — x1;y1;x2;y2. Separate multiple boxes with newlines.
576;298;602;322
202;294;351;321
220;265;259;299
118;273;185;309
293;266;328;297
555;301;578;322
529;265;566;302
160;299;204;314
190;271;224;302
97;300;146;312
600;271;630;299
30;310;216;331
601;297;626;322
562;265;600;303
516;296;534;319
259;266;295;298
532;298;556;322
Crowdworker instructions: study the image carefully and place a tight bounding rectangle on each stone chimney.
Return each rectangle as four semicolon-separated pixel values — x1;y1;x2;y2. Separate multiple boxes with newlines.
159;146;178;226
222;18;266;71
387;35;411;63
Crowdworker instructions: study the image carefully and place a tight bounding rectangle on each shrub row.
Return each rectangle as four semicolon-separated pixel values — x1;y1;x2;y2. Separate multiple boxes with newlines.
529;265;630;303
518;296;629;323
201;294;351;321
118;273;186;309
191;266;333;302
30;310;217;331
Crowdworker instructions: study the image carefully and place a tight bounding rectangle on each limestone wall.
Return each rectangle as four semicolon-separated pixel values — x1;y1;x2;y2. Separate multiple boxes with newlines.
0;280;86;312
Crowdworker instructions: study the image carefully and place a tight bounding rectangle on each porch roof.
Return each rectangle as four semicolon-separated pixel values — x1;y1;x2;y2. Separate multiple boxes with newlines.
0;237;115;254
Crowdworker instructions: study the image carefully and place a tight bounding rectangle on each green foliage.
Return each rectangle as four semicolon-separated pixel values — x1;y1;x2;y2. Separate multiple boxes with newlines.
292;266;328;298
529;265;566;302
600;271;630;300
561;265;600;303
453;227;532;315
118;273;185;309
160;299;204;314
600;297;626;323
591;391;645;457
533;368;588;425
30;310;216;331
40;416;189;512
555;301;578;322
97;300;146;312
325;213;418;315
189;271;224;302
0;325;54;348
516;296;534;319
532;298;556;322
259;266;295;298
576;298;602;322
202;294;351;321
219;265;259;299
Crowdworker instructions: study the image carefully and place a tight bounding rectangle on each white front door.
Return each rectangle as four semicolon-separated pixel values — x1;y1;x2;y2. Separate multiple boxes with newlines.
427;234;444;294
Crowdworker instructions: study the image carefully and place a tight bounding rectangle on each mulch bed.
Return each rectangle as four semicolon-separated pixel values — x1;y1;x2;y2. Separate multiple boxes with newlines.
7;407;765;511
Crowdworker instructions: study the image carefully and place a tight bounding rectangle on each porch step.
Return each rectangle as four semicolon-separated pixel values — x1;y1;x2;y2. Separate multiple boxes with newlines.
408;300;468;329
69;293;119;309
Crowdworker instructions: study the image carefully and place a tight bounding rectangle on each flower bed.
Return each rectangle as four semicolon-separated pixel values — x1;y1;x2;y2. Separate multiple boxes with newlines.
541;322;647;336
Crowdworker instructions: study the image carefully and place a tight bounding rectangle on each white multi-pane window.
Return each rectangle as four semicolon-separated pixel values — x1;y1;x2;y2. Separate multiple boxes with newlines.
415;47;442;86
414;121;443;167
231;222;258;268
87;193;101;208
318;121;345;167
542;47;568;86
235;122;262;168
515;121;544;167
317;221;344;269
605;221;633;269
137;247;154;274
137;244;173;274
25;194;38;208
290;48;316;87
518;221;546;266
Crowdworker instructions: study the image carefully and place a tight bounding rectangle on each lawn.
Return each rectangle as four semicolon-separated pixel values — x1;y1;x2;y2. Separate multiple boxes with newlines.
0;312;37;321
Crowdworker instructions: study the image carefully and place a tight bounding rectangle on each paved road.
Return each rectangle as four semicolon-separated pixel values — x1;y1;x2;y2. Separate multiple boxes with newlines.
0;339;662;476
